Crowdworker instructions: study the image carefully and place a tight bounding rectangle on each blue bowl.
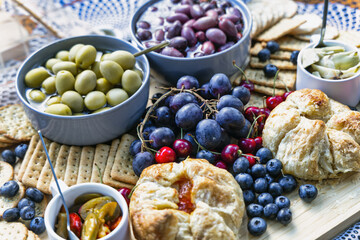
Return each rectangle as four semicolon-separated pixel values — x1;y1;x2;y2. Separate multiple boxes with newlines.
130;0;252;85
16;35;150;146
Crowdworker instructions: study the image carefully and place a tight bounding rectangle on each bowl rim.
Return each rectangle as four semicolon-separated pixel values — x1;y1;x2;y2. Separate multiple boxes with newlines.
16;34;150;119
129;0;253;61
297;39;360;83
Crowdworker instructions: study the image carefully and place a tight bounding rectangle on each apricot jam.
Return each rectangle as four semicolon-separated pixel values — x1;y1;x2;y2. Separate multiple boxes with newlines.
176;179;195;214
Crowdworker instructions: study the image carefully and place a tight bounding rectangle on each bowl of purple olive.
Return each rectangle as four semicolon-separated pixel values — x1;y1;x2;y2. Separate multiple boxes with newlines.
130;0;252;85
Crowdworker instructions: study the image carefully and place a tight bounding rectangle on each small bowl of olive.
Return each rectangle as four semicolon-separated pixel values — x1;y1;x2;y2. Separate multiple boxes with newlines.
16;35;150;145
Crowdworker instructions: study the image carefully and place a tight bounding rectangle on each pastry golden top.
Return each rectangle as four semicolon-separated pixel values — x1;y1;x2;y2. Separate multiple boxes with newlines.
129;158;244;240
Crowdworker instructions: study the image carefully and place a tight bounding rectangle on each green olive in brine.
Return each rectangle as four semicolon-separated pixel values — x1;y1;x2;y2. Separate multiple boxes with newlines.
75;45;97;69
44;103;72;116
47;96;61;106
96;78;113;94
42;76;56;94
107;50;135;70
45;58;61;71
61;90;84;113
56;50;69;61
25;67;50;88
106;88;128;106
91;61;102;78
69;44;84;62
29;90;46;103
99;60;123;85
84;91;106;111
55;70;75;95
52;61;77;76
74;70;97;95
121;70;142;95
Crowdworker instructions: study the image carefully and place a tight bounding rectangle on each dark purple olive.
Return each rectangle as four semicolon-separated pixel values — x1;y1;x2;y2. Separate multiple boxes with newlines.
219;14;240;23
169;37;188;51
195;31;206;42
201;41;215;55
205;9;218;19
137;29;152;41
144;41;162;52
166;20;182;39
166;13;189;24
190;5;204;19
220;1;232;9
155;17;165;26
181;0;193;5
228;7;242;18
161;47;185;57
192;16;217;31
181;27;197;47
175;4;191;16
219;19;237;37
184;19;195;28
154;29;165;41
150;6;158;12
202;2;217;12
206;28;226;45
215;8;225;16
194;52;205;57
236;23;244;32
137;21;151;29
217;41;235;52
171;0;181;3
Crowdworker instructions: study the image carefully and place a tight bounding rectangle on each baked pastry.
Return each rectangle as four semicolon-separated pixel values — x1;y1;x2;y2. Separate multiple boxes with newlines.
129;158;244;240
263;88;360;180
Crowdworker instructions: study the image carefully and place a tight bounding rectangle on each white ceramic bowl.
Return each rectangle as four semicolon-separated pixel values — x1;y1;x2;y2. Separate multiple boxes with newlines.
44;182;129;240
296;40;360;107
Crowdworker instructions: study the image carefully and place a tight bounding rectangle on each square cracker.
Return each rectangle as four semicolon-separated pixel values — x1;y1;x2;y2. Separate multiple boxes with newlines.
90;144;110;183
18;135;39;181
77;146;95;184
245;92;266;109
336;30;360;48
111;134;138;185
0;104;36;141
103;139;135;189
64;146;82;187
250;43;292;60
53;145;71;182
0;181;25;216
275;36;309;51
0;134;18;144
26;231;40;240
250;57;297;70
0;221;28;240
254;84;286;96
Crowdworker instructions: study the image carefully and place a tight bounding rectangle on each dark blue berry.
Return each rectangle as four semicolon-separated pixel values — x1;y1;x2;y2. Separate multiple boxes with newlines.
142;126;156;140
217;95;244;112
3;208;20;222
277;208;292;225
1;150;16;165
0;180;19;197
177;75;199;89
175;103;203;130
256;148;273;164
263;64;278;78
254;178;268;193
233;157;249;174
268;182;283;198
25;188;44;203
195;119;222;150
248;217;267;236
217;128;231;150
232;86;250;105
290;50;300;65
149;127;175;149
14;144;28;159
199;83;212;99
278;174;297;193
18;198;35;210
257;193;274;206
266;41;280;53
257;48;271;62
263;203;279;220
266;159;283;177
216;107;245;132
132;152;155;177
251;164;266;179
243;190;256;205
235;173;253;190
129;140;142;156
151;92;163;104
20;206;35;220
169;92;197;113
299;184;318;203
275;196;290;209
155;106;173;126
246;203;263;218
196;150;216;164
184;132;197;156
264;174;275;185
29;217;46;234
209;73;232;97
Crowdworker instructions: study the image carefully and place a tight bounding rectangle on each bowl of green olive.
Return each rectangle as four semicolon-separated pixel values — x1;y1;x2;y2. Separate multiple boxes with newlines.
16;35;150;145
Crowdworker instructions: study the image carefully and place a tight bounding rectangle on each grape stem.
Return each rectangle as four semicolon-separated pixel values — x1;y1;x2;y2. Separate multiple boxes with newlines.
246;115;262;139
233;60;250;84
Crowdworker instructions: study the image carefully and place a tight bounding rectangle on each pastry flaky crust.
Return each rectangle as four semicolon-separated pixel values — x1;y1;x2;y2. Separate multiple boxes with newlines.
263;88;360;180
129;158;244;240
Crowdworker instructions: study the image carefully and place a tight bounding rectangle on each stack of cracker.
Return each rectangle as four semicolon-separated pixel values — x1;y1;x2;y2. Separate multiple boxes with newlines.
0;221;42;240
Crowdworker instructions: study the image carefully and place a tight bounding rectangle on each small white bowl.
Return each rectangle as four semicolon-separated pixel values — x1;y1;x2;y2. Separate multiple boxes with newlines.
44;181;129;240
296;40;360;107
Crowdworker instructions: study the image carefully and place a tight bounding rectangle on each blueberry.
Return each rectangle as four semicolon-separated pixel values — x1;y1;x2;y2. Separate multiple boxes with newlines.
257;193;274;206
184;132;197;156
243;190;256;205
196;150;216;164
199;83;212;99
266;159;283;177
246;203;263;218
235;173;253;190
14;144;28;159
129;140;142;156
248;217;267;236
263;64;278;78
263;203;279;220
253;178;268;193
268;182;283;198
1;150;16;165
132;151;155;177
29;217;46;234
25;188;44;203
177;75;199;90
264;174;275;185
266;41;280;53
231;119;252;139
299;184;318;203
0;180;19;197
142;126;156;140
164;95;174;107
18;198;35;210
195;119;222;149
233;157;249;174
20;206;35;220
169;92;197;113
3;208;20;222
277;208;292;225
256;148;273;164
290;50;300;65
155;106;174;126
209;73;232;97
216;107;245;132
232;86;250;105
175;103;203;130
217;128;231;150
275;196;290;209
217;95;244;112
251;164;266;179
257;48;271;62
149;127;175;149
151;92;163;104
278;174;297;193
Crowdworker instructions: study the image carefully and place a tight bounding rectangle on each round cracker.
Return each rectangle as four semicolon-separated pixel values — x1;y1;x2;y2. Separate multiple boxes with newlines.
0;222;28;240
0;161;14;187
291;14;322;35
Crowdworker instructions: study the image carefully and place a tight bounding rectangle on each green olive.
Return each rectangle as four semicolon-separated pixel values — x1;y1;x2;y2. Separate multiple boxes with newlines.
96;78;113;93
84;91;106;111
55;70;75;95
107;50;135;70
42;76;56;94
74;70;97;95
75;45;97;69
91;62;102;78
46;58;61;71
61;90;84;113
29;90;46;102
106;88;128;106
99;60;123;85
44;103;72;116
47;96;61;106
69;44;84;62
132;68;143;79
56;50;69;61
93;107;111;114
52;61;77;76
25;67;51;88
121;70;142;95
101;53;111;61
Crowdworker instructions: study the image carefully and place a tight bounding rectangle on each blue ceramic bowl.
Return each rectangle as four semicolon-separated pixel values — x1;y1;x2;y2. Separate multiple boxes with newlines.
16;35;150;145
130;0;252;85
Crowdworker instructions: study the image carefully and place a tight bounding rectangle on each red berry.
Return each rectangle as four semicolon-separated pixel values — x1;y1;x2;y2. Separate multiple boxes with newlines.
215;161;227;169
266;96;283;110
245;153;256;167
244;106;260;122
282;91;293;100
118;187;132;205
173;139;192;158
258;122;265;135
155;147;176;163
240;80;255;92
254;137;262;150
69;213;82;238
221;144;240;164
238;138;256;154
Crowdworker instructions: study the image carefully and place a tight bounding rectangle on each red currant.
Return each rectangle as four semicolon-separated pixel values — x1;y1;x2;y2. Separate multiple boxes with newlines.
221;144;240;164
240;80;255;92
254;137;262;150
155;147;176;163
266;96;283;110
282;91;294;100
173;139;192;158
245;154;256;167
238;138;256;154
215;161;227;169
118;187;132;205
244;106;260;122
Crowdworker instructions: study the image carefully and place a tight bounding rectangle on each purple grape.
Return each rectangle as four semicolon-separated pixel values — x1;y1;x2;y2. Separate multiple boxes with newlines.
177;75;199;89
149;127;175;149
130;140;142;156
217;128;231;150
195;119;222;149
232;86;250;105
155;106;173;126
217;95;244;112
143;126;156;140
175;103;203;130
216;107;245;132
206;28;226;45
169;92;197;112
209;73;232;97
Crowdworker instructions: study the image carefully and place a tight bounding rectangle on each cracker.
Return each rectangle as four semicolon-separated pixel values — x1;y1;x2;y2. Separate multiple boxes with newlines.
290;14;322;35
26;231;38;240
90;144;110;183
276;36;309;51
335;30;360;48
256;17;306;42
250;43;292;60
0;134;18;144
36;142;61;194
0;181;25;216
18;135;39;181
245;92;266;109
111;134;138;185
0;221;28;240
254;84;286;96
250;57;297;70
77;146;95;184
243;69;296;90
0;161;14;187
103;139;135;189
0;104;36;141
293;26;339;41
22;138;50;188
283;0;298;18
0;142;12;148
64;146;82;187
13;160;22;181
53;145;70;182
